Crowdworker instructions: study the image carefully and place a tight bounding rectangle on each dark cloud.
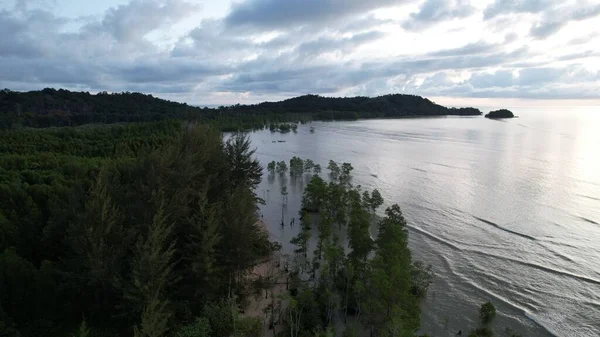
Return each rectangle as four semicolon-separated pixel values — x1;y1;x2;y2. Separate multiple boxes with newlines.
0;10;40;57
225;0;405;29
528;2;600;39
99;0;200;43
429;41;498;57
295;31;386;56
110;59;229;83
557;50;599;61
517;67;564;86
572;3;600;20
217;44;530;96
530;20;564;39
403;0;475;30
1;0;599;102
469;70;514;88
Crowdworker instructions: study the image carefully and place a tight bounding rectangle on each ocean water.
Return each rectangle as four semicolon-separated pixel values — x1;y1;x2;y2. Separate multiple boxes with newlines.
247;107;600;336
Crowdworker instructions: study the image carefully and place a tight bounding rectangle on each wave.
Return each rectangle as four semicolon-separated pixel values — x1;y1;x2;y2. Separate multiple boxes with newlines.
474;250;600;286
573;178;600;187
473;216;537;241
576;194;600;202
412;224;600;286
406;224;463;252
412;168;427;173
578;216;599;225
458;272;559;337
427;161;468;170
541;245;576;264
539;239;580;249
523;312;561;337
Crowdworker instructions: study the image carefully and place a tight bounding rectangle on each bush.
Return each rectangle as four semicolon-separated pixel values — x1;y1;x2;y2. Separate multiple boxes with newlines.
171;317;211;337
468;327;493;337
234;316;262;337
479;302;496;324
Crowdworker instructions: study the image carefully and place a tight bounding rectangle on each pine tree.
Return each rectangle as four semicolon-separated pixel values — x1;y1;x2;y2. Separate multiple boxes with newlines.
127;202;178;337
67;169;129;316
187;198;221;302
363;205;419;337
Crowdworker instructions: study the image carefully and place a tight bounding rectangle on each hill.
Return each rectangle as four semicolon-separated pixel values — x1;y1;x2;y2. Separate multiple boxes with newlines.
485;109;515;118
0;88;482;129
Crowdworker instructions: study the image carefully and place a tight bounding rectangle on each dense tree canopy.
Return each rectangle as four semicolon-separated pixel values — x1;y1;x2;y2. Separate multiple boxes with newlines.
0;121;272;337
0;88;481;130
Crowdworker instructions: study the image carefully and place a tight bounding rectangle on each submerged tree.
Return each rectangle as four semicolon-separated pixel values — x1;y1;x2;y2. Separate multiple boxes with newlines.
276;161;288;175
339;163;354;186
281;185;289;204
327;160;340;181
267;161;276;174
289;156;304;177
479;302;496;325
363;205;419;337
304;159;315;173
313;164;322;175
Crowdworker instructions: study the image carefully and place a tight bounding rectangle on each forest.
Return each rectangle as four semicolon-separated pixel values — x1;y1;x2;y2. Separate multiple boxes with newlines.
0;89;481;130
0;121;275;337
0;118;440;337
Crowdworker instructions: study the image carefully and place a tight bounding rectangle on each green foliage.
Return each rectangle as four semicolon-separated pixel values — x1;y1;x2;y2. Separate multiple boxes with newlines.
286;160;424;337
289;156;305;177
73;320;91;337
302;175;327;212
127;203;177;335
347;190;373;264
234;316;262;337
0;89;481;130
0;122;272;336
480;302;496;324
469;327;494;337
225;134;263;190
313;164;321;174
410;261;434;298
171;318;210;337
327;161;340;181
202;300;235;337
303;159;315;172
368;189;383;213
267;161;276;174
339;163;353;186
363;205;419;337
276;161;288;175
291;211;311;259
504;328;522;337
341;324;360;337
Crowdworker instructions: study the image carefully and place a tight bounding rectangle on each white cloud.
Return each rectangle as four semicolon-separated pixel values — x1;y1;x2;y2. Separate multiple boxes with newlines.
0;0;599;104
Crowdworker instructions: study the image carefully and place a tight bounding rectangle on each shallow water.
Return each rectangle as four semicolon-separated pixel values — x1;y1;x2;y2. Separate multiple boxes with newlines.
248;107;600;336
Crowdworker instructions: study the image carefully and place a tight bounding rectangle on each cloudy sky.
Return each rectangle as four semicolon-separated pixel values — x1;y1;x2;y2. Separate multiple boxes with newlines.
1;0;600;105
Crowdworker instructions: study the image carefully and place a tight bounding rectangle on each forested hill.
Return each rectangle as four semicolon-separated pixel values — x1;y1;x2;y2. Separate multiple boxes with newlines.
0;88;481;129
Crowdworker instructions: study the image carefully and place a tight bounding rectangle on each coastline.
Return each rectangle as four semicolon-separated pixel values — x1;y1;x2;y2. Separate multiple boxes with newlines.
242;219;288;336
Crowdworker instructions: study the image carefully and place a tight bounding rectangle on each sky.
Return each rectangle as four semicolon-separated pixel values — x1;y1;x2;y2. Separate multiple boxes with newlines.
1;0;600;106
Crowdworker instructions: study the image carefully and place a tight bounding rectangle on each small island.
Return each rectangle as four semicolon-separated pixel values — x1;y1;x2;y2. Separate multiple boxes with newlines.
485;109;515;118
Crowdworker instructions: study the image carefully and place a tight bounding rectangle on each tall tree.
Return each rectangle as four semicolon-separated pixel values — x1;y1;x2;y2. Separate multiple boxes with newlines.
67;170;129;320
327;160;340;181
127;202;178;337
363;205;419;337
224;134;262;190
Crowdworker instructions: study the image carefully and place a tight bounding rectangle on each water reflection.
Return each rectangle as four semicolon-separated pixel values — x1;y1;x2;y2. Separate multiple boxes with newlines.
247;108;600;337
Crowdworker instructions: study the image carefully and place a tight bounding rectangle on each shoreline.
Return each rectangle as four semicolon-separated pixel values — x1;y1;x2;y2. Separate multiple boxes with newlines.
242;219;288;336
